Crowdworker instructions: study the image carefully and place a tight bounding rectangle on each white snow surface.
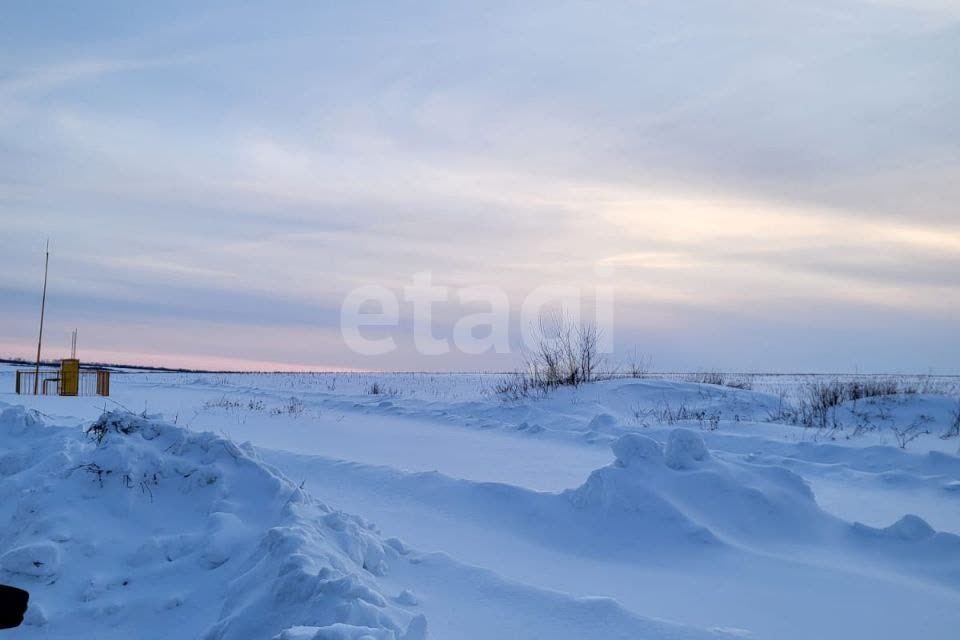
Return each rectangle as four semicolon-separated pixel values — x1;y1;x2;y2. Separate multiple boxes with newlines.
2;367;960;639
0;405;429;639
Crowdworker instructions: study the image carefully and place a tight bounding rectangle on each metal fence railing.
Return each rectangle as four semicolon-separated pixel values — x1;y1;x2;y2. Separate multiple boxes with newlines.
15;368;110;396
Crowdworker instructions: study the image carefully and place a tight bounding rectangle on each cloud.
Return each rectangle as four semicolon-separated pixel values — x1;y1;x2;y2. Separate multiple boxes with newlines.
1;0;957;370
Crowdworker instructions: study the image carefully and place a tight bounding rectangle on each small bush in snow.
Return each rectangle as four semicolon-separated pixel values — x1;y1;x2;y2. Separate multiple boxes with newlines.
271;396;306;416
493;373;540;401
683;371;754;391
793;378;920;431
497;309;607;399
204;396;266;412
367;382;398;397
625;350;652;379
892;415;933;449
942;401;960;439
86;411;159;445
685;371;725;386
650;400;721;430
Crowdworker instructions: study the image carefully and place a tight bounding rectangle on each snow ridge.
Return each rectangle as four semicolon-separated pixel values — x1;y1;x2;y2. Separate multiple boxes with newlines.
0;407;426;640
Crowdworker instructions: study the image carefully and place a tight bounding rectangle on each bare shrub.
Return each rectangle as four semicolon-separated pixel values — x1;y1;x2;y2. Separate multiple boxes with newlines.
685;371;724;386
367;382;398;397
630;402;657;426
575;320;603;385
767;386;792;422
497;310;606;399
892;416;933;449
650;400;721;430
494;373;540;401
795;380;848;430
793;378;920;430
85;411;151;445
204;396;265;412
847;378;917;401
271;396;305;416
850;408;878;437
724;376;754;391
625;350;652;379
684;370;753;391
942;401;960;439
917;375;950;395
204;396;242;411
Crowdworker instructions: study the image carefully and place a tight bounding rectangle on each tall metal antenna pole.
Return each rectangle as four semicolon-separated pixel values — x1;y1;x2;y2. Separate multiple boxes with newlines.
33;240;50;395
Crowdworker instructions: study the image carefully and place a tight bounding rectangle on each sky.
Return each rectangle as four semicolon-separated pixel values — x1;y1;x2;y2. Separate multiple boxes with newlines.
1;0;958;373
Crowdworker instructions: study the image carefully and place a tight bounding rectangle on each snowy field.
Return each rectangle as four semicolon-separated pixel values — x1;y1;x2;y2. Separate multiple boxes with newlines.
2;365;959;639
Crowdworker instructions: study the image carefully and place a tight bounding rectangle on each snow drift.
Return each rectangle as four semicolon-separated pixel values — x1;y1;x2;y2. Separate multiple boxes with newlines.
568;430;960;587
566;428;832;551
0;406;426;640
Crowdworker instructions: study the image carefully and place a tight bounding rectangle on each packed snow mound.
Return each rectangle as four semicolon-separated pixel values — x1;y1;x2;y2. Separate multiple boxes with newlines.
884;514;936;541
612;433;663;467
665;429;711;470
569;430;827;546
0;407;426;640
0;404;44;434
586;412;618;433
573;430;960;580
1;541;62;577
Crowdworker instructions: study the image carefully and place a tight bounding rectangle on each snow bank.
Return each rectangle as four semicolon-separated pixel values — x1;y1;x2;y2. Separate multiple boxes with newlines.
0;407;426;640
568;429;960;589
569;430;827;546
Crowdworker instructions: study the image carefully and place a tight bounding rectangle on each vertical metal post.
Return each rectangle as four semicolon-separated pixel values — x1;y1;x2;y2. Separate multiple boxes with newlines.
33;240;50;395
